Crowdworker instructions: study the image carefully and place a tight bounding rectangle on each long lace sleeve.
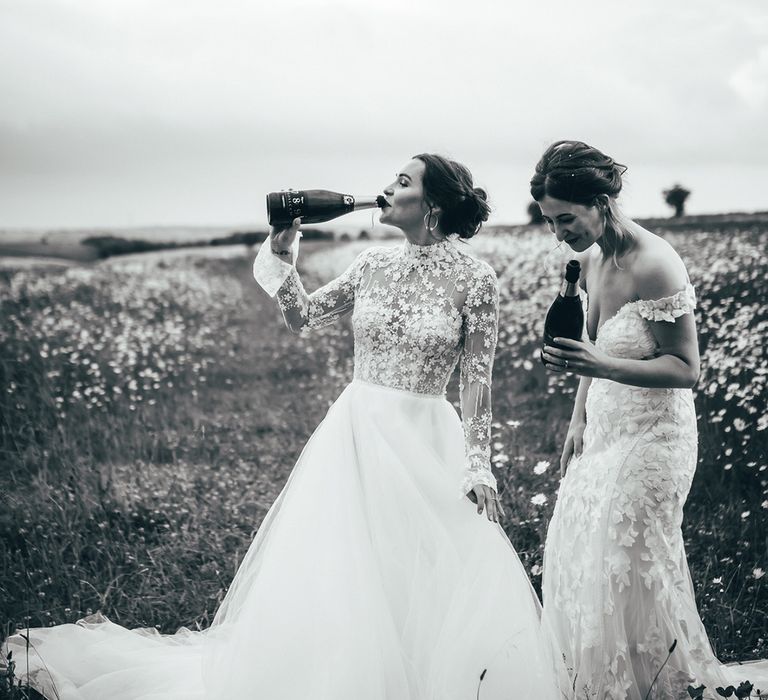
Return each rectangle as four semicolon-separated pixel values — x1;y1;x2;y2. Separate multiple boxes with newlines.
459;265;500;496
252;236;366;333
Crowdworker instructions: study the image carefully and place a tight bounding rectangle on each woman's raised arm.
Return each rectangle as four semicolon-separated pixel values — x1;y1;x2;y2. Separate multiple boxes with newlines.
253;219;368;333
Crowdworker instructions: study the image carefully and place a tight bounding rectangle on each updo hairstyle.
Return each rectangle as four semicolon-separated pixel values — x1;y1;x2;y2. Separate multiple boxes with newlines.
530;140;634;261
413;153;490;239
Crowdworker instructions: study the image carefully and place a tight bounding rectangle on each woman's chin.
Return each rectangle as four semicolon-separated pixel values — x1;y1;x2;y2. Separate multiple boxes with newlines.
566;238;591;252
379;212;397;227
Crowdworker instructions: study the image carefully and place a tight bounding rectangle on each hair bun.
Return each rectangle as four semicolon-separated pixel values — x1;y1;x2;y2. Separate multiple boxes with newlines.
472;186;488;204
413;153;491;240
456;187;491;239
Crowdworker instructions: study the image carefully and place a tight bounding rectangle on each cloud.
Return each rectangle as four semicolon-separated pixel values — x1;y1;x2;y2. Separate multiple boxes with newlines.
2;0;768;226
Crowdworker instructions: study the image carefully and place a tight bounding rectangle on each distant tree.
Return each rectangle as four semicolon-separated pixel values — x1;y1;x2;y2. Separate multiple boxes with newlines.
527;201;545;225
359;229;370;240
301;229;334;241
210;231;267;246
339;232;351;242
663;184;691;218
81;235;174;259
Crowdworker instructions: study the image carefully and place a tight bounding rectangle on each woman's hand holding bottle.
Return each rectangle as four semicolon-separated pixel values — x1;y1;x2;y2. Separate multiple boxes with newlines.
270;217;301;258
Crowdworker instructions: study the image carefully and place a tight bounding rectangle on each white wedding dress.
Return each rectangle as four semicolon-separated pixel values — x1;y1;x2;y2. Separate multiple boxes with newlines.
542;286;768;700
6;235;563;700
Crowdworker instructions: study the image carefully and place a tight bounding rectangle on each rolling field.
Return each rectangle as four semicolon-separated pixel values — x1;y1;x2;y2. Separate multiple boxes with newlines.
1;224;766;672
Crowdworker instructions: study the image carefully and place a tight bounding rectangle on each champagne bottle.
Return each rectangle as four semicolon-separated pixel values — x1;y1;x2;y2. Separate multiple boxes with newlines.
541;260;584;365
266;189;388;226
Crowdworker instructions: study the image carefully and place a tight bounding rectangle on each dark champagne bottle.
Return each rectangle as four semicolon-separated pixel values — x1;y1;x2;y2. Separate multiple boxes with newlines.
541;260;584;365
266;189;387;226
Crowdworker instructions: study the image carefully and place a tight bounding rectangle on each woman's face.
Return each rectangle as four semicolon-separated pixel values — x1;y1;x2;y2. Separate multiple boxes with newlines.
537;195;604;253
379;159;432;230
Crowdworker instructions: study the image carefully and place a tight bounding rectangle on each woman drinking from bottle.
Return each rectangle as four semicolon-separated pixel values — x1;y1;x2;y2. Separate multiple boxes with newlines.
7;154;564;700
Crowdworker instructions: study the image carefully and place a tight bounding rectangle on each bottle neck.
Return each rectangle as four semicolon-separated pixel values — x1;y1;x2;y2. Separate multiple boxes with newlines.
560;280;580;297
352;196;382;211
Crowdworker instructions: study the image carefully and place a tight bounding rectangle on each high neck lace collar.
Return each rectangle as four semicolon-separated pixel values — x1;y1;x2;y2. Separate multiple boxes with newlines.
401;236;458;259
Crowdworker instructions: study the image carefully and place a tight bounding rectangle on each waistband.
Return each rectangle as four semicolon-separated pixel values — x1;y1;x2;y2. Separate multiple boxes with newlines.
350;378;446;401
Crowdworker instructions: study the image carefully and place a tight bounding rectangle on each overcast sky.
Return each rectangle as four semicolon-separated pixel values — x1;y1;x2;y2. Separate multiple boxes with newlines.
1;0;766;228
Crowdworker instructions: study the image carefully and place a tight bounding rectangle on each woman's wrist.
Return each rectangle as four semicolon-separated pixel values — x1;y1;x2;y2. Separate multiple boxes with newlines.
597;355;620;382
569;414;586;429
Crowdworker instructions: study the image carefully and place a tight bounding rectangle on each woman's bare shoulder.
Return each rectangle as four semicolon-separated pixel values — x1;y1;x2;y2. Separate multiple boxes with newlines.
630;227;690;299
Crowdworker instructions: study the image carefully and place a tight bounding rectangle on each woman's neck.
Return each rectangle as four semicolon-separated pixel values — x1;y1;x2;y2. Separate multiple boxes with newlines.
596;233;609;256
401;225;447;246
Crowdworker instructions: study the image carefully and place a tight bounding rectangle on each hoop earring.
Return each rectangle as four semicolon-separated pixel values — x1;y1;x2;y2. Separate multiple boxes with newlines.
424;210;439;232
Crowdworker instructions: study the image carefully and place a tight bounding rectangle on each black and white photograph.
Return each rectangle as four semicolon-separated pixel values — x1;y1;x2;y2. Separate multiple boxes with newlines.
1;1;767;698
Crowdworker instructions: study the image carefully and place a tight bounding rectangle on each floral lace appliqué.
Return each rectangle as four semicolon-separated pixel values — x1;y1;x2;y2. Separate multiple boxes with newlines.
543;282;740;699
253;236;499;495
635;284;696;323
595;284;697;362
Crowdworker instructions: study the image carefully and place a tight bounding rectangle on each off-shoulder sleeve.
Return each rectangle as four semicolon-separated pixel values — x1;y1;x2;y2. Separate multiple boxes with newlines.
253;237;368;333
636;283;696;322
459;266;500;496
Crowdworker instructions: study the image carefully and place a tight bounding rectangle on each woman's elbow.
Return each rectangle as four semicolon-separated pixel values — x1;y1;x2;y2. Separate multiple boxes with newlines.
281;312;308;334
662;350;699;389
681;361;700;389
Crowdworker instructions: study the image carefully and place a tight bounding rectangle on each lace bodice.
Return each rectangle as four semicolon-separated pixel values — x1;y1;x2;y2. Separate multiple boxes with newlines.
253;234;499;495
594;284;696;360
587;284;698;465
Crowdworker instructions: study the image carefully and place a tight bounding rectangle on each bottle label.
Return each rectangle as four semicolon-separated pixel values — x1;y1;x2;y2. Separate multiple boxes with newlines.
343;195;354;207
284;191;305;219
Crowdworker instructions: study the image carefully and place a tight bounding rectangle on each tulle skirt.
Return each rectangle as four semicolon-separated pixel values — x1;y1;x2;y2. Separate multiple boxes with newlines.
6;380;562;699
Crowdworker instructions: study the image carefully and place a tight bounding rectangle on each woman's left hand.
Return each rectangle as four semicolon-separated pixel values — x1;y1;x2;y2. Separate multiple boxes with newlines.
542;337;616;379
469;485;505;523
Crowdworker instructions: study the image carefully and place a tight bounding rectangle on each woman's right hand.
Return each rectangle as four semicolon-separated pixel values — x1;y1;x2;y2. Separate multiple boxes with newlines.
270;217;301;256
560;418;586;477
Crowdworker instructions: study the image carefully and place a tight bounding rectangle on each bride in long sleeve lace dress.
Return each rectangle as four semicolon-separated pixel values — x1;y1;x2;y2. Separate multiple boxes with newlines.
5;154;563;700
535;141;768;700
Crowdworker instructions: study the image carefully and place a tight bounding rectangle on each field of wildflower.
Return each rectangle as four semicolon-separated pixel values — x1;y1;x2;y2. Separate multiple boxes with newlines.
1;223;766;680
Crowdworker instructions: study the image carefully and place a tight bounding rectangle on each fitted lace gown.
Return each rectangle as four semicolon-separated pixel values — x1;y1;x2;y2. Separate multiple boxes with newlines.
6;236;563;700
542;286;768;700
